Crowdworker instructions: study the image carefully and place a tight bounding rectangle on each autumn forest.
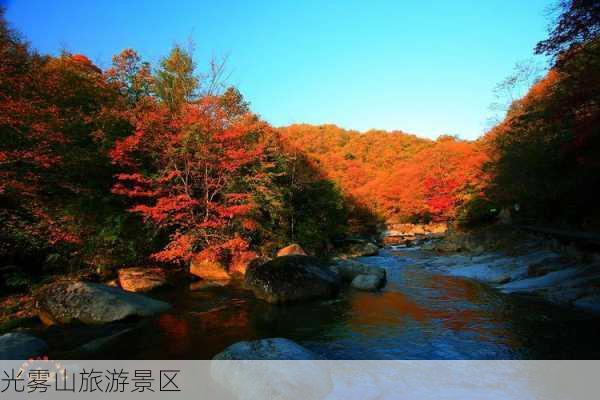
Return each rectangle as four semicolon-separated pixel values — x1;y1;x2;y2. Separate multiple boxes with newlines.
1;1;600;363
2;2;598;278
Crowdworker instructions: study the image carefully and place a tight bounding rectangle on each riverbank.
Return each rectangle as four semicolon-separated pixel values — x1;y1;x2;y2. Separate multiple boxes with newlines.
2;228;600;360
390;224;600;314
3;251;600;359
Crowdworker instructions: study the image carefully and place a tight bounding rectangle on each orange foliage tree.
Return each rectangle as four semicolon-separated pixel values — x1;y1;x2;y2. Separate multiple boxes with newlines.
280;125;487;224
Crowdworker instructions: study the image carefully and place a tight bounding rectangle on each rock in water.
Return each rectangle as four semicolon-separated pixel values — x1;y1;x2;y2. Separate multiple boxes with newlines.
118;267;167;293
276;244;307;257
213;338;320;360
245;256;340;303
211;338;332;400
435;239;463;253
338;241;379;258
0;332;47;359
331;259;386;282
351;274;385;291
331;259;387;290
36;281;170;325
360;242;380;256
189;255;231;282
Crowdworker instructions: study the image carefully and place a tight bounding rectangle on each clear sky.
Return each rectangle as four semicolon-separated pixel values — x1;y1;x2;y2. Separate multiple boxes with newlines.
4;0;552;140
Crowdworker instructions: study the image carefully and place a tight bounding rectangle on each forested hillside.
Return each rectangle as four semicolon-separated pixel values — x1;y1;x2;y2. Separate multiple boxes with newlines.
279;124;487;224
482;14;600;229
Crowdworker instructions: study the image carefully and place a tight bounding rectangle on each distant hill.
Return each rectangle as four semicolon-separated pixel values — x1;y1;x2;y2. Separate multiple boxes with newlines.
278;124;487;224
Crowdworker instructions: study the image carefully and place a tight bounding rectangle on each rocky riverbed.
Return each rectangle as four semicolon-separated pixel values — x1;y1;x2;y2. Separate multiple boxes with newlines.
2;235;600;360
388;245;600;314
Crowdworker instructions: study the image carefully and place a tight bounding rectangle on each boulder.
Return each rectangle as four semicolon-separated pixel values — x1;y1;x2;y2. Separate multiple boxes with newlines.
330;259;386;283
118;267;167;293
339;241;379;258
354;241;379;257
190;254;231;282
384;223;447;237
276;244;307;257
245;256;341;304
447;260;527;285
351;274;385;291
211;338;332;400
435;239;463;253
36;281;170;325
0;332;47;359
213;338;320;360
230;251;260;277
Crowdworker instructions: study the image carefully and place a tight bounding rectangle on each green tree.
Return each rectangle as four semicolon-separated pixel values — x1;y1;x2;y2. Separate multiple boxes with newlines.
154;45;198;112
220;86;250;119
107;48;153;105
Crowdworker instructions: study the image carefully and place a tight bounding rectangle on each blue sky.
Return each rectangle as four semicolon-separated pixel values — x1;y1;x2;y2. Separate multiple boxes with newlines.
4;0;552;140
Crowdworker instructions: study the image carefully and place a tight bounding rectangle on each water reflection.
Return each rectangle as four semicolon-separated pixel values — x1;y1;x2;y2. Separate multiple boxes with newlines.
48;250;600;359
350;291;431;328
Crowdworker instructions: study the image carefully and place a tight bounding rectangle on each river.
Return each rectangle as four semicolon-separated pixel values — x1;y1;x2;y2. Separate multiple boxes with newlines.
46;248;600;359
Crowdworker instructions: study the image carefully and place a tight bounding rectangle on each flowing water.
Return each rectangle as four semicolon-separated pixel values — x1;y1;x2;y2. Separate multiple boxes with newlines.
46;249;600;359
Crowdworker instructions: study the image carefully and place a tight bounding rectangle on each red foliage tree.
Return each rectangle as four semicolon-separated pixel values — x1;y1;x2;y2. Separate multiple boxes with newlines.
1;13;126;252
111;96;269;265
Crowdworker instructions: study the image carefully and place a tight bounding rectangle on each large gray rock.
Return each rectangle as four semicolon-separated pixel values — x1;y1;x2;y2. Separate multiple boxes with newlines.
245;256;340;304
351;274;385;291
36;281;170;325
211;338;332;400
0;332;47;359
339;241;379;258
434;238;464;253
213;338;320;360
500;268;581;294
331;259;386;282
446;259;527;284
